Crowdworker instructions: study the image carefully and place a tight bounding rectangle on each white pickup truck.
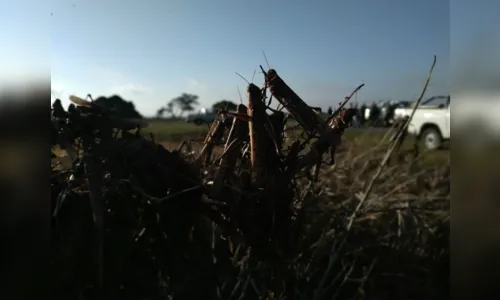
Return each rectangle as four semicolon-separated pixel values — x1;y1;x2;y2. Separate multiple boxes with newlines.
394;96;450;150
394;93;500;150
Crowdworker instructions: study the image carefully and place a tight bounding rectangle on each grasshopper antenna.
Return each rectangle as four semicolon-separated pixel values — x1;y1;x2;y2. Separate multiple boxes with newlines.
237;85;243;104
262;50;271;69
235;72;250;84
251;70;256;83
86;94;94;102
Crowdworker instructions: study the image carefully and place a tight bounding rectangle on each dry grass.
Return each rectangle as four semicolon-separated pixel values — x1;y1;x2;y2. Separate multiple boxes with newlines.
51;134;449;299
122;137;447;299
51;56;449;299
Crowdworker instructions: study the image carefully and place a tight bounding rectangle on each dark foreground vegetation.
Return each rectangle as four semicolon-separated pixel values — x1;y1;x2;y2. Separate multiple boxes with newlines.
51;59;449;300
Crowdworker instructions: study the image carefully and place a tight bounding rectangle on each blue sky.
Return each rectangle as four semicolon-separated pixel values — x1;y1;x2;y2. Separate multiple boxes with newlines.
5;0;474;116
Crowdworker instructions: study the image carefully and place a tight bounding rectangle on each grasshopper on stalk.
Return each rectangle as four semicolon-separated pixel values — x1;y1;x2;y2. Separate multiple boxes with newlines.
283;83;364;182
223;83;294;258
261;67;325;137
296;108;358;182
221;83;281;188
195;111;227;166
258;66;365;181
210;104;249;197
268;111;286;153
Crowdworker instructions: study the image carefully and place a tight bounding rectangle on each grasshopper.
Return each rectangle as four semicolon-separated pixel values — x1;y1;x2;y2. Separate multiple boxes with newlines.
235;83;295;258
268;111;286;153
195;111;227;166
210;104;249;197
295;108;358;181
259;67;365;181
243;83;278;187
261;67;325;137
220;83;281;188
282;83;364;181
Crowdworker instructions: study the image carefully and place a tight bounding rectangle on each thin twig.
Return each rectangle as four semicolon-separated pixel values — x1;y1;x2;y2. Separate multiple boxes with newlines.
347;55;437;229
311;55;437;300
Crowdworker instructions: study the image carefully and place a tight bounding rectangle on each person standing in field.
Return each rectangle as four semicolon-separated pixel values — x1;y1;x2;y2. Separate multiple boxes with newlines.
327;106;333;115
359;103;367;127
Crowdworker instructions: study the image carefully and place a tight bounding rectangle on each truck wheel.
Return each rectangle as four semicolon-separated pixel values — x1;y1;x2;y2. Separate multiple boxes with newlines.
421;127;443;150
194;119;203;126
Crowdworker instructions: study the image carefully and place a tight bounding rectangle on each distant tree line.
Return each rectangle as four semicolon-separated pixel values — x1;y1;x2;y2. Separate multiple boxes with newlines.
156;93;200;118
81;92;388;123
88;92;241;120
153;97;349;120
155;94;239;119
89;93;429;129
97;92;369;121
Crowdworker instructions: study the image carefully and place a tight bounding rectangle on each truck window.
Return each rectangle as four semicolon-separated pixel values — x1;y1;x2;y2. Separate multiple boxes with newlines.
421;96;449;108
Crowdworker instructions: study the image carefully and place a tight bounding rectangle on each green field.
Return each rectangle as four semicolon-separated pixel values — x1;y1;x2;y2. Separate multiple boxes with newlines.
145;119;210;141
145;119;385;142
144;119;450;166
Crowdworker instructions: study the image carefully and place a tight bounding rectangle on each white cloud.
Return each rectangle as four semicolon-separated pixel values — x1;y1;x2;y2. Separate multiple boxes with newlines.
185;78;208;93
107;83;152;96
51;81;65;100
186;78;200;88
90;65;129;86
